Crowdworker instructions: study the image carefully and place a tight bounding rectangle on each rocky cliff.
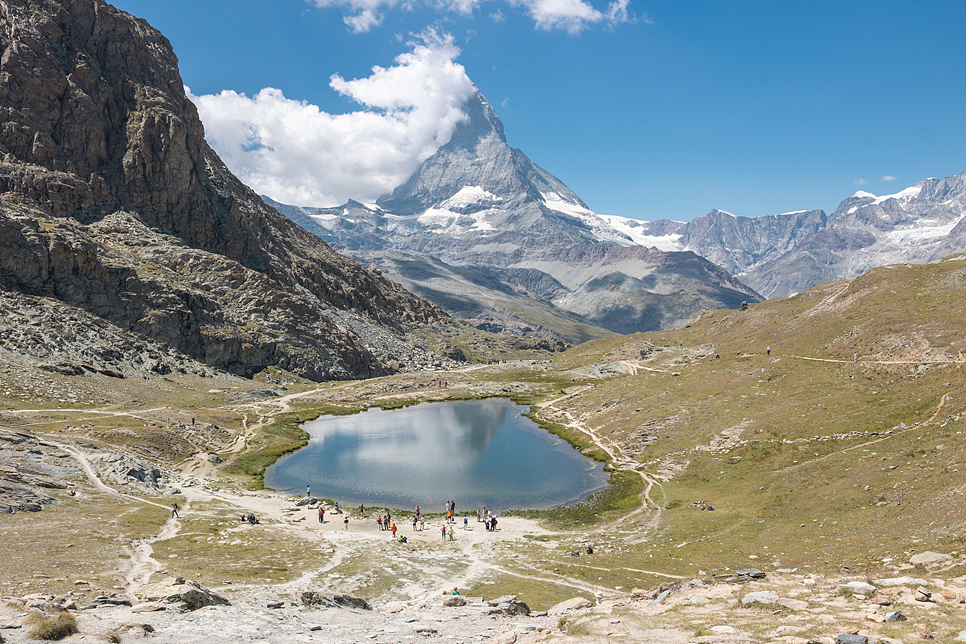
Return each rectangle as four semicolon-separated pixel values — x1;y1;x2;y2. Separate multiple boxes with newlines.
0;0;455;381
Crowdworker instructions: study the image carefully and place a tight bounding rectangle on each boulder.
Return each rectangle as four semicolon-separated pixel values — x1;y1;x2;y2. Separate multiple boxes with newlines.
137;578;228;610
836;636;868;644
443;596;466;607
910;551;952;566
875;576;928;587
300;592;371;610
296;496;318;507
837;581;876;594
547;597;593;616
741;591;779;605
488;600;530;616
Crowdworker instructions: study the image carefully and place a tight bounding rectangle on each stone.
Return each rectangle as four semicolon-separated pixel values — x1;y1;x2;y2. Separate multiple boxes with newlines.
741;591;779;605
296;496;318;507
909;552;952;566
835;636;868;644
876;576;929;587
688;595;710;605
137;578;229;610
300;592;371;610
778;598;809;610
443;596;466;607
487;600;530;616
496;633;516;644
267;601;284;609
883;611;907;622
837;581;876;594
915;587;933;602
710;626;737;634
547;597;593;616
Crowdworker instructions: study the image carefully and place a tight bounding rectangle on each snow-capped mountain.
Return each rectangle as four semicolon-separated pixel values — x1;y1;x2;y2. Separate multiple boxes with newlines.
740;171;966;297
267;85;965;332
267;90;761;337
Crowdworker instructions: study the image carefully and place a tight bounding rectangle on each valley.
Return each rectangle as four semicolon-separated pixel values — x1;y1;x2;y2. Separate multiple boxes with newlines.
4;258;966;643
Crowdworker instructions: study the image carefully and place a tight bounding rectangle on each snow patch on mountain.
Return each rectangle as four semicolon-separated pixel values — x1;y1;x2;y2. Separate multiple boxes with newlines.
442;186;502;209
873;184;922;205
884;213;966;243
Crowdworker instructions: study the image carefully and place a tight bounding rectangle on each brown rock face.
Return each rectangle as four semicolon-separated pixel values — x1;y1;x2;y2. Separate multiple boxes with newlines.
0;0;452;380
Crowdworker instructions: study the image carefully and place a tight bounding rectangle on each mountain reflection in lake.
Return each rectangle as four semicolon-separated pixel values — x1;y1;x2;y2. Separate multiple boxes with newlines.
264;398;608;511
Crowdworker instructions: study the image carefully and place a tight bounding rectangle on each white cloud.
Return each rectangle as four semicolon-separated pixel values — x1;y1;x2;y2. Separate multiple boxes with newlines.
306;0;633;33
882;175;897;182
306;0;401;33
854;178;867;185
510;0;632;33
190;30;476;207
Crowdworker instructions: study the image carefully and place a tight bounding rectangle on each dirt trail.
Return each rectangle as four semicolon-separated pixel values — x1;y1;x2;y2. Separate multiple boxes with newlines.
774;391;953;475
535;398;665;534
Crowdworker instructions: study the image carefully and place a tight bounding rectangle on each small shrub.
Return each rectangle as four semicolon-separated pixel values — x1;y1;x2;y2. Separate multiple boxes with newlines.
105;630;122;643
25;610;79;640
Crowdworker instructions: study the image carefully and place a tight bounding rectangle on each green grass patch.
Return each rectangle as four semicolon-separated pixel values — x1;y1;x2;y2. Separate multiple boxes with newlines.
508;470;643;529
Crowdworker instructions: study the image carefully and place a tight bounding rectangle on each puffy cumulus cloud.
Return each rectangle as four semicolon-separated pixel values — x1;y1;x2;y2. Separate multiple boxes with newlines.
189;31;476;207
306;0;632;33
882;175;897;182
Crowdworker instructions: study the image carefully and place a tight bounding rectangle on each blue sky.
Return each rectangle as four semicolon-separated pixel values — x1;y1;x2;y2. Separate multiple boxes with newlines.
111;0;966;221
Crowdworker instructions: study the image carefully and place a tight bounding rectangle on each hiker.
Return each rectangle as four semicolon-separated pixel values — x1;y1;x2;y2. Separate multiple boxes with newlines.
415;504;420;517
451;587;460;596
412;515;417;530
441;525;446;540
491;516;497;531
334;502;340;513
377;515;383;530
306;485;311;497
344;516;349;530
318;507;324;523
385;511;391;527
171;502;179;518
476;508;481;522
391;522;397;538
419;516;425;531
359;503;365;515
463;516;468;529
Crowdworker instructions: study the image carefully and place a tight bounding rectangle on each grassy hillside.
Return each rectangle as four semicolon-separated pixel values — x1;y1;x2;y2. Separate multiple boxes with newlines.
534;255;966;576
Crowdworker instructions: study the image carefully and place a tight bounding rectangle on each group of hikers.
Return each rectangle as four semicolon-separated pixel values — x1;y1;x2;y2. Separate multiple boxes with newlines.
304;491;500;540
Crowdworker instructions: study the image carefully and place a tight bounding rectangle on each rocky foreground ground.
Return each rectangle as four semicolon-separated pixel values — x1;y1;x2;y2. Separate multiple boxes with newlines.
4;414;966;644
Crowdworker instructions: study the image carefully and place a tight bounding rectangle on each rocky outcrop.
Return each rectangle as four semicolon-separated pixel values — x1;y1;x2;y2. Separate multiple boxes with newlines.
137;577;229;611
0;0;454;381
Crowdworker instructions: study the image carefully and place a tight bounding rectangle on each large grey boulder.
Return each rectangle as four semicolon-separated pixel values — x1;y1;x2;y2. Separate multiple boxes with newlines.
300;592;371;610
137;577;228;611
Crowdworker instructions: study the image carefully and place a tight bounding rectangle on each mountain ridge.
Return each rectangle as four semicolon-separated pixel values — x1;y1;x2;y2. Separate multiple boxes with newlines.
0;0;463;381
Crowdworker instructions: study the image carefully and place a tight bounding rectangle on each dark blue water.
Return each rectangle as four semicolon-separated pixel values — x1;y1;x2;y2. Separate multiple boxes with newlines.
264;398;608;511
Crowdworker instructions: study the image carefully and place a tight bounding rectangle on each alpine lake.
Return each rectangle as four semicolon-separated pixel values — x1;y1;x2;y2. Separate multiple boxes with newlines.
264;398;608;512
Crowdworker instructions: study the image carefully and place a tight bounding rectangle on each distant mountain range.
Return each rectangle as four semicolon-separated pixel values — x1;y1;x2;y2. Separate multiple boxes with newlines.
626;172;966;298
268;87;965;333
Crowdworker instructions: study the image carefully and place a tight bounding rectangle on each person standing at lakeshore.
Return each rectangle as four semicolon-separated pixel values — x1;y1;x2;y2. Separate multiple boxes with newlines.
441;525;446;540
419;515;425;531
318;507;324;523
391;522;397;538
344;516;349;531
306;485;311;497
